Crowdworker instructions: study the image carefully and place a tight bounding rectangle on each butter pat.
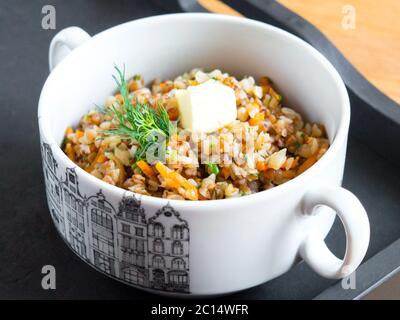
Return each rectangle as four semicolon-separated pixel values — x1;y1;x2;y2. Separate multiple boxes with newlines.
175;79;237;133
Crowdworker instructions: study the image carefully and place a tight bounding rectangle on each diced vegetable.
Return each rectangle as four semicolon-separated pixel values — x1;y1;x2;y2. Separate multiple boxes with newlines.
256;160;268;171
136;160;156;177
96;154;107;164
76;130;84;139
221;167;230;179
267;149;287;170
298;154;317;174
155;162;198;200
65;127;73;136
61;67;330;201
249;113;265;127
206;163;220;175
65;143;75;161
86;148;104;172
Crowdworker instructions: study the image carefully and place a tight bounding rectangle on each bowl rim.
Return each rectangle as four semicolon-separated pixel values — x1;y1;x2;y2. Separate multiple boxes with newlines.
38;12;350;210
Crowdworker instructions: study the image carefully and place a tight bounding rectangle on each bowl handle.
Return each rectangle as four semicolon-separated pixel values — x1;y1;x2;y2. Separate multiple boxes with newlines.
49;26;91;72
299;186;370;278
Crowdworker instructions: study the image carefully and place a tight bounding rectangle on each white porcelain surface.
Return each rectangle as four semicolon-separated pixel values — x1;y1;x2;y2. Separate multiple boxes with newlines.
38;13;370;297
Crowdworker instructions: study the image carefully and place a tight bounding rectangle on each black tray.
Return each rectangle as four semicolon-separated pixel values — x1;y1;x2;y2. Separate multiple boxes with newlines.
1;0;399;300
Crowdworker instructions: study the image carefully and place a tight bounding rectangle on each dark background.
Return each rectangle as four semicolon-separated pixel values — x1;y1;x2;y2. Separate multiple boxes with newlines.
1;0;399;300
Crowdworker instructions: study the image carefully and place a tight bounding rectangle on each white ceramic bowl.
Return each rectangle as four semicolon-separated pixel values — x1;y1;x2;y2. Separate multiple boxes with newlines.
38;13;369;297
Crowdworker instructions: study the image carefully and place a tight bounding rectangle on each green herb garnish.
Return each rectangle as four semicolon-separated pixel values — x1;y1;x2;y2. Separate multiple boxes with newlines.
94;103;107;114
206;163;220;175
133;74;141;81
106;66;173;162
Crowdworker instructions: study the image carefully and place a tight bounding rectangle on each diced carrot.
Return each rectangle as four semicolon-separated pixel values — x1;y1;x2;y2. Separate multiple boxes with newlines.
221;167;230;179
169;171;193;190
256;112;265;121
188;80;199;86
164;177;180;189
65;143;75;162
136;160;156;177
91;114;101;125
184;188;199;201
167;107;180;121
86;148;104;172
65;127;73;136
155;161;172;178
155;162;198;200
159;81;174;93
249;113;265;126
96;154;107;164
298;155;317;174
76;130;84;139
256;160;268;171
219;139;225;152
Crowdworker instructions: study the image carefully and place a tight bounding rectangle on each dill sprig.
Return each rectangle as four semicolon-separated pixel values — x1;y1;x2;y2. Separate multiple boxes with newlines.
106;66;173;162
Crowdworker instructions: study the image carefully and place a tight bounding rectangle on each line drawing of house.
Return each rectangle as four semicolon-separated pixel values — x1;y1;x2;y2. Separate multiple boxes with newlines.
117;195;149;287
147;204;190;293
40;142;191;293
62;167;88;259
41;143;65;236
87;190;118;277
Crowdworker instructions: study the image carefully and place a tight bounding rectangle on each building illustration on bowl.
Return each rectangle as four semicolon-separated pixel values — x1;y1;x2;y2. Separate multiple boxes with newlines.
62;168;88;259
117;195;149;287
41;143;65;236
88;190;118;276
40;142;190;293
147;205;190;292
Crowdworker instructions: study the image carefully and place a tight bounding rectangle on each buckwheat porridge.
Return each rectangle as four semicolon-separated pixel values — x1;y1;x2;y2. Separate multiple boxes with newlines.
62;67;329;200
